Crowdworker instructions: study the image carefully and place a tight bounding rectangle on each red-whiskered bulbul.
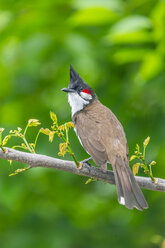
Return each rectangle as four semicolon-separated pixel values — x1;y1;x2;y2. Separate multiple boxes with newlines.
62;65;148;210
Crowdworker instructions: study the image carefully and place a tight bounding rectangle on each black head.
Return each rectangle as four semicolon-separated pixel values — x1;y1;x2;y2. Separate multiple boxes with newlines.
62;65;96;102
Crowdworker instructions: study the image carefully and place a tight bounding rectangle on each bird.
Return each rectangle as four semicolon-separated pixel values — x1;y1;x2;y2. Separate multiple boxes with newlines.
62;65;148;210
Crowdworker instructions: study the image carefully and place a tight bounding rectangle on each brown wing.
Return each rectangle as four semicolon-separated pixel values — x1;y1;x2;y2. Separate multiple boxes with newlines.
75;110;108;165
74;100;128;166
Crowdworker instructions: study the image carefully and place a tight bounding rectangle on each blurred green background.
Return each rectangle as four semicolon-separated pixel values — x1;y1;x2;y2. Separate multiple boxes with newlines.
0;0;165;247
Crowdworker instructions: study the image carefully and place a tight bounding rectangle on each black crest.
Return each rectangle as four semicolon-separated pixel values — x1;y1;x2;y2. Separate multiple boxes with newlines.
69;65;84;89
70;65;79;82
68;65;96;100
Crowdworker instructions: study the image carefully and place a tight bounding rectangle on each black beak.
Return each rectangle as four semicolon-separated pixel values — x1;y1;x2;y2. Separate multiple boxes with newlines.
61;88;75;93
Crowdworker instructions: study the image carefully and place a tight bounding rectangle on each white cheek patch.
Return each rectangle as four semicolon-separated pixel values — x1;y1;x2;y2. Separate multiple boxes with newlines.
68;92;89;116
80;92;92;100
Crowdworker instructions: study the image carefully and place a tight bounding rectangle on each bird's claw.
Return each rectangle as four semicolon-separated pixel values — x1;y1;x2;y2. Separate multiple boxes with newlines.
81;157;92;166
76;157;92;171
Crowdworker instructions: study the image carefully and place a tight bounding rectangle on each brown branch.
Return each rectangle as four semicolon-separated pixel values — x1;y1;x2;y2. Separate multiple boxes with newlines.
0;148;165;192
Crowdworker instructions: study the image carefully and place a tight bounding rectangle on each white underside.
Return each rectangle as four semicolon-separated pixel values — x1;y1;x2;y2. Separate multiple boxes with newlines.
74;128;83;147
68;92;89;116
119;197;125;205
74;128;90;155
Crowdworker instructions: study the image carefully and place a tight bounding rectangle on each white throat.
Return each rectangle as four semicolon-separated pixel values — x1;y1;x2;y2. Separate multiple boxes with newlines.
68;92;89;116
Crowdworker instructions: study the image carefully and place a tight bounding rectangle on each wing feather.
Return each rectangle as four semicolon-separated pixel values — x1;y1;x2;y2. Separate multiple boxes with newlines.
74;100;128;166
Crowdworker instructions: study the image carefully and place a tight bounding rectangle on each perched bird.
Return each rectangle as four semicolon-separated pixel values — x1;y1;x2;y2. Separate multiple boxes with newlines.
62;65;148;210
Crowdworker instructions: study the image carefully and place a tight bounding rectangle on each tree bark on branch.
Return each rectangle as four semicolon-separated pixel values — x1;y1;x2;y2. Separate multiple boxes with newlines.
0;148;165;192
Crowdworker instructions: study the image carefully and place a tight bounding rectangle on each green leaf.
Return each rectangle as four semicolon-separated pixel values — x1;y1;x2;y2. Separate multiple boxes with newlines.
0;10;13;32
50;112;57;124
136;144;140;152
66;122;75;129
140;52;164;80
69;7;118;26
132;163;140;176
149;161;157;166
85;178;97;184
0;128;5;144
40;128;51;135
110;15;152;34
58;125;65;131
130;155;137;161
143;136;150;147
0;128;5;134
9;166;30;176
106;16;153;44
28;119;41;127
2;135;11;146
58;143;67;157
73;0;124;12
8;160;12;165
112;48;149;64
106;31;154;44
49;131;55;143
40;128;55;143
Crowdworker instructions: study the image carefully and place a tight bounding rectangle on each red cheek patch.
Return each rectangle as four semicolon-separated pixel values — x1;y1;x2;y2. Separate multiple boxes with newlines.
82;89;92;94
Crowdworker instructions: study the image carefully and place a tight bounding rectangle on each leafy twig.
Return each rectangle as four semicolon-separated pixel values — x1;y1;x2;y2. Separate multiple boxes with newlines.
49;112;79;166
9;166;31;176
130;137;156;182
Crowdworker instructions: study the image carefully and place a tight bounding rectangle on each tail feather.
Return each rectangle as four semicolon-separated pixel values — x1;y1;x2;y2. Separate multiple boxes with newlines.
112;156;148;210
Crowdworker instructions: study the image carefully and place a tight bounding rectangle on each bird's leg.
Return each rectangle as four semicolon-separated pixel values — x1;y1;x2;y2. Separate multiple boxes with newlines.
77;157;92;170
81;157;92;165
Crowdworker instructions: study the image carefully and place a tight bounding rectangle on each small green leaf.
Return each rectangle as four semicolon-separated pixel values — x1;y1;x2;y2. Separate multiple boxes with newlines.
65;121;75;129
8;160;12;165
40;128;51;135
9;166;30;176
58;125;65;131
2;135;11;146
28;119;41;127
143;136;150;147
149;161;156;166
85;178;96;184
136;143;140;152
59;121;74;131
130;155;137;161
0;128;5;134
9;172;18;176
49;131;55;143
132;163;140;176
69;7;118;27
0;128;5;144
40;128;55;142
50;112;57;124
58;143;67;157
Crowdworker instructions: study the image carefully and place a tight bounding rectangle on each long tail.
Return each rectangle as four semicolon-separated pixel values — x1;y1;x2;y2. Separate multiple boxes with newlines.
112;156;148;210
